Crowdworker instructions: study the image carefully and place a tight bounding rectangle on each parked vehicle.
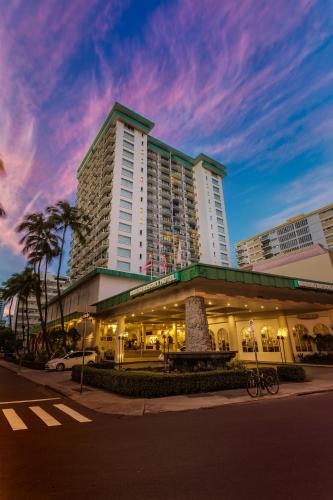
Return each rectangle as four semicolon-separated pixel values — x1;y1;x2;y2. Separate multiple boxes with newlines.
45;351;96;371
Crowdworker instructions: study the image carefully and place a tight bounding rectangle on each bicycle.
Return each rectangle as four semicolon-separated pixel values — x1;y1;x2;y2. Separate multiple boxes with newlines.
246;369;279;397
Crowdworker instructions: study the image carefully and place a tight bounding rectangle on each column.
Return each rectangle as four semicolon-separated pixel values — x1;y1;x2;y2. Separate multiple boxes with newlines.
227;315;238;352
185;296;211;351
278;314;294;363
114;316;126;364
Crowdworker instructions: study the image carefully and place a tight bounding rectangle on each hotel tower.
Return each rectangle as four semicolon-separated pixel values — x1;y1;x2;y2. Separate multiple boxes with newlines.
69;103;231;280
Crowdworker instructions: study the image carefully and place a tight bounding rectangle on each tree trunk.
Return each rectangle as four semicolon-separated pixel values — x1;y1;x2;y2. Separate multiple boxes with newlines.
35;260;50;357
21;298;26;355
14;296;20;353
8;298;13;331
25;297;30;353
57;228;66;339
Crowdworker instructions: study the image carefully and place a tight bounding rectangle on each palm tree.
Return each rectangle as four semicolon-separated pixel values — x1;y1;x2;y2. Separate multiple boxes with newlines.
16;213;59;356
2;273;22;332
47;201;89;334
0;158;6;217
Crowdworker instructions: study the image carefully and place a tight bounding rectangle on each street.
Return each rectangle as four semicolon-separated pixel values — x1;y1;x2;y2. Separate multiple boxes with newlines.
1;365;333;500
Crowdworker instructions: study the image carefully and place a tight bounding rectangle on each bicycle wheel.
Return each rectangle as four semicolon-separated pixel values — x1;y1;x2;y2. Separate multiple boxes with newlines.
264;373;279;395
246;374;259;398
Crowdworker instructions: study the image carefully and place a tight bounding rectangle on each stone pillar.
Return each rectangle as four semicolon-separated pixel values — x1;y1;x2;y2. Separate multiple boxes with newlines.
185;296;211;351
278;314;294;363
228;315;238;352
114;316;126;364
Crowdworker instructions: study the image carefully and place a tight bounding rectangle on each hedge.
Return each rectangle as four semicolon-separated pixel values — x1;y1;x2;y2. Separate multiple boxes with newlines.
301;353;333;365
72;366;277;398
277;364;306;382
3;353;45;370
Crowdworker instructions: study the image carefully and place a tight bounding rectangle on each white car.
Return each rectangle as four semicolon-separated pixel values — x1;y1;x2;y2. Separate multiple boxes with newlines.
45;351;97;371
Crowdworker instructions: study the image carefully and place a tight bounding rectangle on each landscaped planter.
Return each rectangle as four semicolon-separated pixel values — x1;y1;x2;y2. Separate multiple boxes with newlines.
167;351;237;372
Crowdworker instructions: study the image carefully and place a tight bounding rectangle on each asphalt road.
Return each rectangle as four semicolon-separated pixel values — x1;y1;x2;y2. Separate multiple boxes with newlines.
1;366;333;500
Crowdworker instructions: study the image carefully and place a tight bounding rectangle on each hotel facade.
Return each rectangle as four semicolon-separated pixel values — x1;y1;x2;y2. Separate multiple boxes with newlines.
69;102;231;280
235;203;333;268
44;264;333;364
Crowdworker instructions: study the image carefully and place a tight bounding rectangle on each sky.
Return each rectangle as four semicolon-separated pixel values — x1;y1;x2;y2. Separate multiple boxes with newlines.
0;0;333;283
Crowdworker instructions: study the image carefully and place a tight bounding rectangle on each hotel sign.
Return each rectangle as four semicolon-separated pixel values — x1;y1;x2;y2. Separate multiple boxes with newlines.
129;273;180;297
294;280;333;292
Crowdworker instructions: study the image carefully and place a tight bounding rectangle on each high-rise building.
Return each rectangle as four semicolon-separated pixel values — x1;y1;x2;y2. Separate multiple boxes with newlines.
235;203;333;267
69;102;231;279
14;274;69;335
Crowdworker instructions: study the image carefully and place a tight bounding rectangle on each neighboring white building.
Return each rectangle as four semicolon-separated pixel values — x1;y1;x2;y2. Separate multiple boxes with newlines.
69;102;231;280
235;203;333;267
14;274;69;334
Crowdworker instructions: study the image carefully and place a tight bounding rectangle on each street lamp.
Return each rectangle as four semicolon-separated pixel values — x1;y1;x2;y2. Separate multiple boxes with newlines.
277;328;287;363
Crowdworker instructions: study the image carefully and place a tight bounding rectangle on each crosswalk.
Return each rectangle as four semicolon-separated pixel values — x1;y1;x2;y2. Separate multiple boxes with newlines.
1;402;92;431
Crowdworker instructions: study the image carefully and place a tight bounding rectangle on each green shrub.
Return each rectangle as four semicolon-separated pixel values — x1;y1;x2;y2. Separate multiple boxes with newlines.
301;353;333;365
91;361;116;369
277;364;306;382
72;365;276;398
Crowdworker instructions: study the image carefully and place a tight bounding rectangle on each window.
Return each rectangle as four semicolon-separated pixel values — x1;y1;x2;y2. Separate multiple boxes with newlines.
313;324;330;335
220;252;228;260
118;235;131;245
117;260;130;271
122;158;134;169
123;150;134;159
124;131;134;141
120;189;132;199
120;199;132;210
117;247;131;258
140;242;142;247
119;211;132;221
122;168;133;179
261;326;279;352
215;201;222;208
217;328;230;351
219;235;226;242
220;244;227;251
216;209;223;217
293;324;313;352
217;217;224;225
119;223;131;233
123;140;134;151
212;178;219;186
121;178;133;189
241;327;258;352
140;230;143;235
218;226;225;234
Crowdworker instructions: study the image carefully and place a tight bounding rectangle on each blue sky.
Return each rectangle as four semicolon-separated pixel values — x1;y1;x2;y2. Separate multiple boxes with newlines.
0;0;332;282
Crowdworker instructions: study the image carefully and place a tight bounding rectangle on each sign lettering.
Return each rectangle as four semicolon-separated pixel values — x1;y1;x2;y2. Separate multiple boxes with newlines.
129;273;179;297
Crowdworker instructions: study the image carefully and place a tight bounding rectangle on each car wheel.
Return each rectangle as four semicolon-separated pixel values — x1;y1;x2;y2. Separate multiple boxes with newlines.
56;363;65;371
87;361;94;366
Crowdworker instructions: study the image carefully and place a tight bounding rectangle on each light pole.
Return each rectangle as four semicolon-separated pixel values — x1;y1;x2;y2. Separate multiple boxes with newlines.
80;311;90;394
277;328;287;363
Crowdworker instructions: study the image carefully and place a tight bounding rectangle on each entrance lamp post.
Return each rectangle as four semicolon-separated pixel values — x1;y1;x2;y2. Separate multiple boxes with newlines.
80;311;90;394
277;328;287;363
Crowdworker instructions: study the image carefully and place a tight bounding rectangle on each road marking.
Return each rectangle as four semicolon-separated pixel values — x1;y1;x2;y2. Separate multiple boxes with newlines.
2;409;28;431
0;397;61;405
54;404;92;423
29;406;61;427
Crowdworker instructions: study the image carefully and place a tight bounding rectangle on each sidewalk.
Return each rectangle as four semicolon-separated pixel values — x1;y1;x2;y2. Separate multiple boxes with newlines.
1;359;333;417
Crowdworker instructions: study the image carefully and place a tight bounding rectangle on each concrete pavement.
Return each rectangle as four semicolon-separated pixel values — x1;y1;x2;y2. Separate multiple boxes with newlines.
1;359;333;416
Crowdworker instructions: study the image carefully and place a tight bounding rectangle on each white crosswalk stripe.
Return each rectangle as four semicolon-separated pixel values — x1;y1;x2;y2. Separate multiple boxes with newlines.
53;403;92;423
1;404;92;431
2;408;28;431
29;406;61;427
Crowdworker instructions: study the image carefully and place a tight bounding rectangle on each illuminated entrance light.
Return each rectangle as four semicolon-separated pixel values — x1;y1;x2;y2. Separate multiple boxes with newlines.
260;305;264;309
131;313;135;317
151;309;155;312
244;304;248;308
163;306;167;310
275;306;279;310
227;303;231;306
208;301;212;305
174;303;178;307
